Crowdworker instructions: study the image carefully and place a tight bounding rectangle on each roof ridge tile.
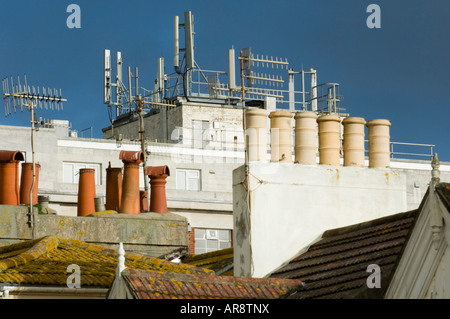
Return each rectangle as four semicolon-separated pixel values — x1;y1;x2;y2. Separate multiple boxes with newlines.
0;236;59;272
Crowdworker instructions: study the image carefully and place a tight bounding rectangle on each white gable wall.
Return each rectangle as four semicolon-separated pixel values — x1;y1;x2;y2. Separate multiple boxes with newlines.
425;245;450;299
233;162;407;278
385;187;450;299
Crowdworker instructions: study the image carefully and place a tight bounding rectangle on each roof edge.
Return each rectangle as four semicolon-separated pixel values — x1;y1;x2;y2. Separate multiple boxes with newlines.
321;210;419;239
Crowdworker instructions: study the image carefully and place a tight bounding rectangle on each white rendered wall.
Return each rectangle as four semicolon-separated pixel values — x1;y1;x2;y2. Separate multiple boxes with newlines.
233;162;407;278
425;246;450;299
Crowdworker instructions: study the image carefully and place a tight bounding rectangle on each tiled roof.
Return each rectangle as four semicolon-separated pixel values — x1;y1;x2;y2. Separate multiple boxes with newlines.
0;236;213;288
121;268;302;299
183;247;234;276
270;210;418;299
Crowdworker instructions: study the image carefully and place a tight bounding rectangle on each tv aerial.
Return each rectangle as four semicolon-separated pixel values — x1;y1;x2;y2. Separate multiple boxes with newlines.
2;73;67;228
238;47;289;107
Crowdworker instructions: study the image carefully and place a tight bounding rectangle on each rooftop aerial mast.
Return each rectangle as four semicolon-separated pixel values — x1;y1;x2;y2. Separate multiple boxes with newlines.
2;74;67;230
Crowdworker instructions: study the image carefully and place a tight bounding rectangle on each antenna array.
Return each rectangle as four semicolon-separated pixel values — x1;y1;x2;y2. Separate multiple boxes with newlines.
102;11;346;117
239;47;289;88
2;75;66;116
103;50;177;118
144;98;177;110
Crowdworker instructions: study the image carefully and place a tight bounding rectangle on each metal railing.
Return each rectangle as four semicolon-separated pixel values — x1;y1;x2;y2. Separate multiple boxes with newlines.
389;141;435;160
364;140;435;161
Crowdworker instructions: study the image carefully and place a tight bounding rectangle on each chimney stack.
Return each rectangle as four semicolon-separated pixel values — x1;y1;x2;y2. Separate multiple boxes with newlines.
119;150;144;215
0;150;24;205
317;114;341;166
342;117;366;167
145;165;170;214
105;163;123;211
294;111;318;165
77;168;96;216
20;163;41;205
269;110;293;163
245;108;268;162
367;119;391;168
140;190;148;212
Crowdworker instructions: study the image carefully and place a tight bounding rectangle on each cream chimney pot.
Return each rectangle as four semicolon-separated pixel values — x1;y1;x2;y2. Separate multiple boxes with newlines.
294;111;318;165
317;114;341;166
342;117;366;167
269;110;294;163
367;119;391;168
245;108;268;162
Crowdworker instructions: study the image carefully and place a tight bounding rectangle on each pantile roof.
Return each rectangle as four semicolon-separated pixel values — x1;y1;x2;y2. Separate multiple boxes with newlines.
183;247;234;276
120;268;302;299
0;236;213;288
270;210;418;299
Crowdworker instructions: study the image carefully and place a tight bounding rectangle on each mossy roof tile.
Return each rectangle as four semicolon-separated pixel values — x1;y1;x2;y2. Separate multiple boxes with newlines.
183;247;234;275
0;235;213;288
270;210;419;299
121;268;303;299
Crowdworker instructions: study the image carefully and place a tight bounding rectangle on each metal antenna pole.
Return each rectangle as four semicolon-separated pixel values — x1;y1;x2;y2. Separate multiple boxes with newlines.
28;100;36;231
136;95;149;211
240;50;248;167
2;74;67;232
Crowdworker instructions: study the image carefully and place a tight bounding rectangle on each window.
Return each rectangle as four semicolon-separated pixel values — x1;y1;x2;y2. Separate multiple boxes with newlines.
63;162;101;185
194;228;232;254
176;169;200;191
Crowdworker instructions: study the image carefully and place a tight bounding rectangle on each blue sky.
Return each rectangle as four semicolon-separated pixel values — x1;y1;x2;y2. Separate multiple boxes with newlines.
1;1;449;161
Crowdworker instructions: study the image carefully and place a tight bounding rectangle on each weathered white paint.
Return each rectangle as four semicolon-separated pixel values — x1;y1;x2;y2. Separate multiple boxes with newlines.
233;162;407;278
425;246;450;299
385;183;450;299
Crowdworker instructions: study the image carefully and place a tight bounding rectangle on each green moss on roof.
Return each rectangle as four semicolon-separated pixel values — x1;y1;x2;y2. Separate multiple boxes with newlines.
184;247;234;275
0;236;213;288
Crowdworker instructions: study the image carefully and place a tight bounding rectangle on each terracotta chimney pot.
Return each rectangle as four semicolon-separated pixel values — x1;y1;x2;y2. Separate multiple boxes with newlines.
119;151;144;215
0;150;24;205
20;163;41;205
77;168;96;216
145;166;170;214
105;164;123;211
140;190;148;212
